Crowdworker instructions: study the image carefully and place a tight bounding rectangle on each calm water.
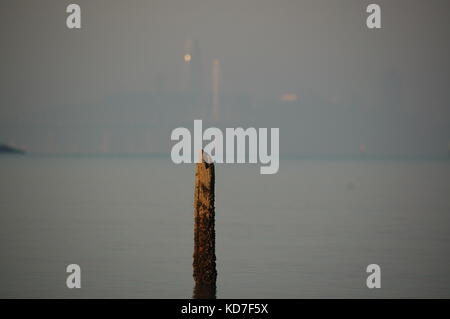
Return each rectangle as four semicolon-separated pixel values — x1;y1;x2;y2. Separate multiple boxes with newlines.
0;155;449;298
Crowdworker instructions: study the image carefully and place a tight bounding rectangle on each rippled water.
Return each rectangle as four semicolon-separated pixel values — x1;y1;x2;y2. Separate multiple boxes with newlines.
0;155;449;298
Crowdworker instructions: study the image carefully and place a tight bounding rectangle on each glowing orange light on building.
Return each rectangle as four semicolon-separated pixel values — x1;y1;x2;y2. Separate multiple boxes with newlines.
280;93;298;102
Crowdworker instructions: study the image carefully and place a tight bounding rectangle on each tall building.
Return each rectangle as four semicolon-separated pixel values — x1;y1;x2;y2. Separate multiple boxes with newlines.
182;38;203;96
182;38;206;119
182;38;193;92
211;59;220;122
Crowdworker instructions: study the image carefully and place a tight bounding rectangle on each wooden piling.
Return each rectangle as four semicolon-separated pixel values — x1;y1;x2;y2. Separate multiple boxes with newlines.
193;151;217;298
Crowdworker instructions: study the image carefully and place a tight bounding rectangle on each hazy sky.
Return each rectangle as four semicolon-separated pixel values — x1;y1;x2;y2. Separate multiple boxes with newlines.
1;0;449;156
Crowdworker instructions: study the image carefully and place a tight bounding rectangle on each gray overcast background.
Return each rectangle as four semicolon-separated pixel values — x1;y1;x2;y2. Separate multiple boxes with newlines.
1;0;449;157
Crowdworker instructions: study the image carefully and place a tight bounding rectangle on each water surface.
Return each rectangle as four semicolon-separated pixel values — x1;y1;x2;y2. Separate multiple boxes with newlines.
0;156;449;298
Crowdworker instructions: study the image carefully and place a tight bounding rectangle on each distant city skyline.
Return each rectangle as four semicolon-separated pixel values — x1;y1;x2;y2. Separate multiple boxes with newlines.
1;0;449;157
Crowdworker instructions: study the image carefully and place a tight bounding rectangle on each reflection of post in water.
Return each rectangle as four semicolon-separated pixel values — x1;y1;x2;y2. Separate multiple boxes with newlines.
193;151;217;299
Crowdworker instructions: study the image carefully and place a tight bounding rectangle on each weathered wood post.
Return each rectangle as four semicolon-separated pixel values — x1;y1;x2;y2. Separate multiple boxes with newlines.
193;150;217;299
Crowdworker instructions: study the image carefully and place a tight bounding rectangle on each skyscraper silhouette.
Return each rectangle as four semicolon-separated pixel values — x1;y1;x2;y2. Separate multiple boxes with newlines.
182;38;205;118
211;59;220;122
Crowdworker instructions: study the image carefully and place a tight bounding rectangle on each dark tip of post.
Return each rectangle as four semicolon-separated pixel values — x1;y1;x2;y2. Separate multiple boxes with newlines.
193;150;217;299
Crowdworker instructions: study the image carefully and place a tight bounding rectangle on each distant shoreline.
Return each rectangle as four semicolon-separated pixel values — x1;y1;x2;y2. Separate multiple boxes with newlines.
2;152;449;163
0;144;26;154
